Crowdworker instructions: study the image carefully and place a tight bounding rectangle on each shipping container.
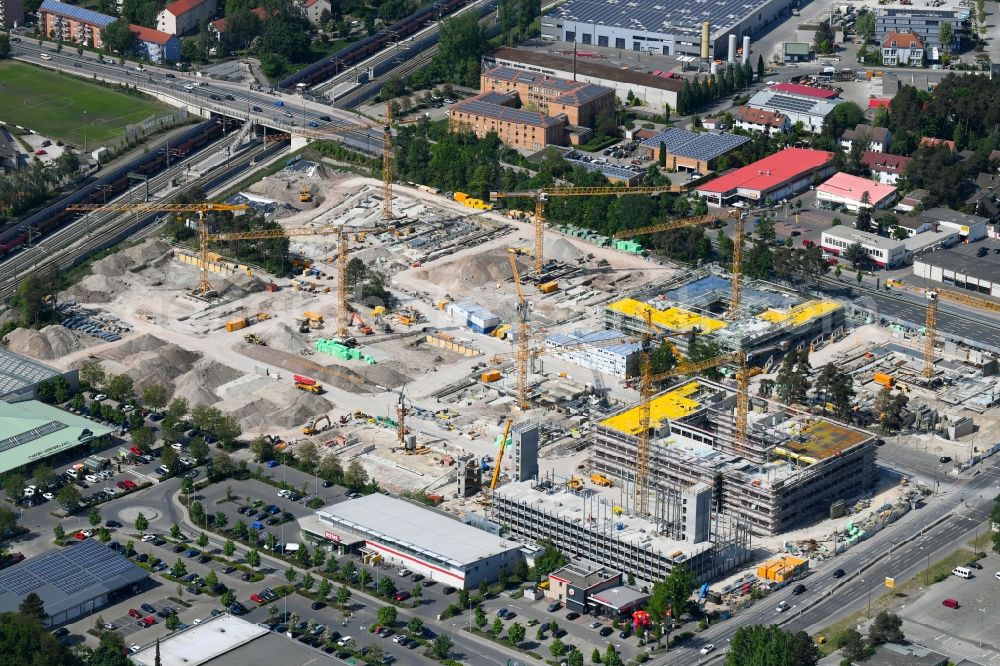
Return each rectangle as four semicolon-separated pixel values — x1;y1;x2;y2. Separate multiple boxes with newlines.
481;370;502;382
539;281;559;294
226;318;247;332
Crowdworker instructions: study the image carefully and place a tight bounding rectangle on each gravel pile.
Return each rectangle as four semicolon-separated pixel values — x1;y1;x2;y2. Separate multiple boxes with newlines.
3;325;91;360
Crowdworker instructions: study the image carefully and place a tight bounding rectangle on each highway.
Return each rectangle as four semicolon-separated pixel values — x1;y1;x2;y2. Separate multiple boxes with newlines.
0;132;289;300
8;41;387;155
653;460;1000;665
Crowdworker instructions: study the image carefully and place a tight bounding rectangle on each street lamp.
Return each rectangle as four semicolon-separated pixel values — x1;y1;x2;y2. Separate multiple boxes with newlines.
83;109;88;152
859;577;873;618
919;546;930;584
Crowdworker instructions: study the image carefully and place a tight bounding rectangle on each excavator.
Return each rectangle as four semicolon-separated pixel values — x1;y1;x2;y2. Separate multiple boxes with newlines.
302;415;332;435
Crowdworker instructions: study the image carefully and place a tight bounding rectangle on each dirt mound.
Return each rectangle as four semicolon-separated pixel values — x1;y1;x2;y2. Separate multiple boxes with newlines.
3;325;91;360
218;386;331;429
545;236;585;263
97;334;201;391
414;248;527;292
355;364;410;389
258;323;311;354
63;238;174;303
171;359;242;406
238;344;371;392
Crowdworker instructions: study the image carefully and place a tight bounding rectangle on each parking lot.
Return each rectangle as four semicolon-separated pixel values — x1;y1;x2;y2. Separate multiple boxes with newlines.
894;550;1000;664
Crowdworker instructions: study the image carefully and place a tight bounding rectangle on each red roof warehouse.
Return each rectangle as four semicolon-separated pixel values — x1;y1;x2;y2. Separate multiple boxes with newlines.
695;147;835;206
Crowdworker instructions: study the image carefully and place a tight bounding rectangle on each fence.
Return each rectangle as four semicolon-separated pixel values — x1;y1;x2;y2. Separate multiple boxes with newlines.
124;108;190;144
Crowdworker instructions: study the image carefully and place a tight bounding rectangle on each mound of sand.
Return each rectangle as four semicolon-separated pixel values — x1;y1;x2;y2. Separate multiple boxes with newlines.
3;325;91;360
95;334;201;390
63;238;176;303
171;358;242;406
545;236;585;263
258;323;311;354
217;386;332;429
414;249;528;292
355;364;410;389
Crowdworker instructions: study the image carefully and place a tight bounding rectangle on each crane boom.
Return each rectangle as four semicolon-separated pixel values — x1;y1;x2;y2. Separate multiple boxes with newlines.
508;250;529;409
490;420;513;492
924;290;938;378
489;184;687;273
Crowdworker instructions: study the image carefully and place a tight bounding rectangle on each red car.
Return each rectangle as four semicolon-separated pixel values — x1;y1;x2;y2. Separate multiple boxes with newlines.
250;593;265;604
127;609;141;618
393;591;411;602
141;616;155;627
125;480;137;489
34;149;47;155
117;481;129;490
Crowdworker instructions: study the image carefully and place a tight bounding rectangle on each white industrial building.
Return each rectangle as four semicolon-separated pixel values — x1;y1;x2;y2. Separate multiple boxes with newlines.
746;89;840;133
446;301;500;334
919;207;988;242
913;240;1000;297
822;226;959;269
540;0;795;60
816;172;898;213
298;494;523;589
544;330;642;378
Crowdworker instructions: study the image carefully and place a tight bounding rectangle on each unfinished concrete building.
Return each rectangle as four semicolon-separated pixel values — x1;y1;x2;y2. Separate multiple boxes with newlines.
604;271;845;365
489;476;752;584
592;379;878;535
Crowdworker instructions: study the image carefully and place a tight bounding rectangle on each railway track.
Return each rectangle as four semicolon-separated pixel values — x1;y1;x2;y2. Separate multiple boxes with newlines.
0;139;288;300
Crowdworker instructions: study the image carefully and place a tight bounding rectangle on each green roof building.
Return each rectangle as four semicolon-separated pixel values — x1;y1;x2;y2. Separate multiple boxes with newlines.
0;400;113;475
783;42;813;62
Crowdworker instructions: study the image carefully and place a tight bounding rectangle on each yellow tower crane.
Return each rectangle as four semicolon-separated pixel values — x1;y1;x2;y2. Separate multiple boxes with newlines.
490;185;687;273
507;248;530;410
489;419;514;493
613;208;746;313
65;202;252;295
633;345;748;515
198;222;399;337
923;289;938;378
266;103;424;221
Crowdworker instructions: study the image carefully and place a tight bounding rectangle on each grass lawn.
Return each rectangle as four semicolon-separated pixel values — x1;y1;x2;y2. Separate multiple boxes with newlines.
0;60;174;147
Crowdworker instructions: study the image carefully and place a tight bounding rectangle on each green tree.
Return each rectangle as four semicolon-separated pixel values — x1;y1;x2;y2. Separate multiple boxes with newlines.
104;374;134;401
285;567;298;584
221;590;236;607
124;540;135;558
3;474;24;499
874;387;908;432
648;564;696;622
0;33;9;59
756;53;765;80
250;436;275;463
856;11;876;42
432;634;454;659
649;341;678;377
534;540;569;579
550;636;567;657
88;508;102;527
376;605;398;627
165;613;180;631
336;585;351;606
507;621;526;645
407;617;424;636
53;523;65;541
939;21;955;53
196;532;209;549
188;437;209;462
343;460;368;489
56;484;81;510
80;362;106;389
97;527;111;543
868;610;905;645
318;576;332;598
205;569;218;589
474;605;487;628
142;384;168;411
171;558;187;578
132;427;155;453
376;576;396;598
223;539;236;557
301;572;315;590
215;512;229;530
727;625;819;666
592;647;602;664
491;617;504;638
18;592;47;621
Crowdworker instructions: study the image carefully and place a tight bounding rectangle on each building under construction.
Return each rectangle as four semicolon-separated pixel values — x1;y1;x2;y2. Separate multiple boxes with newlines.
604;271;845;366
592;379;878;535
488;476;752;584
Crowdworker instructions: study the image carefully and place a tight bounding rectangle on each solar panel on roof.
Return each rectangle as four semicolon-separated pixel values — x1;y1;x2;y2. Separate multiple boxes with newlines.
0;421;68;454
0;572;42;595
56;572;95;595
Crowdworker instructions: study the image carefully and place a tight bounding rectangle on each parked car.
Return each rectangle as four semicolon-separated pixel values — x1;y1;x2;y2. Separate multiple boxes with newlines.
128;609;141;618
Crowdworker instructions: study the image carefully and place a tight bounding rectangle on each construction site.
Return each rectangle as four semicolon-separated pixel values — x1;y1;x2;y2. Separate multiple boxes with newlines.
8;150;1000;587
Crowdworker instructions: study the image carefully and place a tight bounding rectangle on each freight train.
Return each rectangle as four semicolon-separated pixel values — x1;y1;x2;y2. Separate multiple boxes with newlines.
0;120;226;258
277;0;470;90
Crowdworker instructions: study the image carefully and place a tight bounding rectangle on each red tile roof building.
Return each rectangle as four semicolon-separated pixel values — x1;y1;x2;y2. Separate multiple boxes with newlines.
129;23;181;63
861;151;911;184
733;106;790;133
920;136;957;152
769;82;840;99
694;147;835;206
881;30;924;67
156;0;216;35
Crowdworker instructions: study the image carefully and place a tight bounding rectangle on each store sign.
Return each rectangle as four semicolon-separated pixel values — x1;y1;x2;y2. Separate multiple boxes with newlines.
324;531;341;542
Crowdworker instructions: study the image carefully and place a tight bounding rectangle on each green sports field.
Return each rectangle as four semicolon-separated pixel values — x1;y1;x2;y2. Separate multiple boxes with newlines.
0;60;174;147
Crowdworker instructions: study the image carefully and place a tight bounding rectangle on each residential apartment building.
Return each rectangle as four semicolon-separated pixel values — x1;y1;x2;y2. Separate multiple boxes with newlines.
733;106;790;133
881;31;924;67
156;0;216;36
129;24;181;63
0;0;23;29
448;91;567;151
840;124;892;153
875;7;968;53
479;66;614;128
303;0;330;27
745;88;839;133
861;151;911;185
39;0;113;48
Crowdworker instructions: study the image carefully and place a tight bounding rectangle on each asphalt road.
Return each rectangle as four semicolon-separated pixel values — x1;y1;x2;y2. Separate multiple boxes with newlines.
652;458;1000;665
8;41;385;156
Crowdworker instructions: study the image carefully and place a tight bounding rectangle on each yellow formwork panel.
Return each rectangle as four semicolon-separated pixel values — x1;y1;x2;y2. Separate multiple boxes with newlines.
757;300;840;327
607;298;727;333
601;381;702;435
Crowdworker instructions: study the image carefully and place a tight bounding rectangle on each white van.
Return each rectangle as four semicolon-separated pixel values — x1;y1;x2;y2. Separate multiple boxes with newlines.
952;566;972;579
66;469;78;479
